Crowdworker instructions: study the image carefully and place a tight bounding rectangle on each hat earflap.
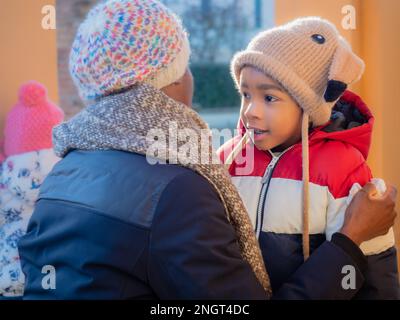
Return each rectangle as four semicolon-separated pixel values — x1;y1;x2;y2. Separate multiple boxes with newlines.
324;37;365;102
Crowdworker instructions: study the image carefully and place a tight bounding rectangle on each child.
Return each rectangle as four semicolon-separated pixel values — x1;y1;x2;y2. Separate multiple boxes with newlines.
218;17;399;299
0;81;64;297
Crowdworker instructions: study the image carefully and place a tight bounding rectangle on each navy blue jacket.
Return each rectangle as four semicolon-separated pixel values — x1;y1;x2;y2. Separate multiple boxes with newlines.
19;150;376;299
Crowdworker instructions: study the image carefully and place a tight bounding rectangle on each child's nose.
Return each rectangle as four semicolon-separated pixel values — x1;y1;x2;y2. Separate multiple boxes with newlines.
244;102;264;121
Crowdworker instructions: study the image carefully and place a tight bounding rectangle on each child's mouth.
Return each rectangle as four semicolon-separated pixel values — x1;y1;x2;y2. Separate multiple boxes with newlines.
254;129;269;134
247;127;270;141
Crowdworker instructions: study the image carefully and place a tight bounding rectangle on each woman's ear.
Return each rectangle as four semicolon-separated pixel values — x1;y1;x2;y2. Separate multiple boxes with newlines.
324;36;365;102
172;78;183;86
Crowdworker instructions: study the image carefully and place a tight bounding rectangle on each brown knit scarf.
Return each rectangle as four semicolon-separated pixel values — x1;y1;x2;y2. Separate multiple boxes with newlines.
52;83;272;297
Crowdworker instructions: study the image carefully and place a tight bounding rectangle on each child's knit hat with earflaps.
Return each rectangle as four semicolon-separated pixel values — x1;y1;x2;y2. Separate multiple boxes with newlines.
230;17;365;260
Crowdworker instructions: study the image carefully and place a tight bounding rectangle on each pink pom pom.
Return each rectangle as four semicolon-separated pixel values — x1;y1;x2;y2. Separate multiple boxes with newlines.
18;81;47;107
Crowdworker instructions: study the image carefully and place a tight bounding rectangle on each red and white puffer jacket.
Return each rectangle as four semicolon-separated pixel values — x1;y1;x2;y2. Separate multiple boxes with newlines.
218;90;399;297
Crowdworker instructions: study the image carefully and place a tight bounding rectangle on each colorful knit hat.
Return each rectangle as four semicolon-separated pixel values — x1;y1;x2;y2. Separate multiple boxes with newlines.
230;17;365;260
69;0;191;102
4;81;64;157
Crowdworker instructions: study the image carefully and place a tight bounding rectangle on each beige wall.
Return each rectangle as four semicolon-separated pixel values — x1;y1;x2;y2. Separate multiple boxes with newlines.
360;0;400;271
0;0;58;141
275;0;400;270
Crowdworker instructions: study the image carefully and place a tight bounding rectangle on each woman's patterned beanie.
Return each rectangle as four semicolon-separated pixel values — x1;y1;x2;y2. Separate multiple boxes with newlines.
69;0;191;102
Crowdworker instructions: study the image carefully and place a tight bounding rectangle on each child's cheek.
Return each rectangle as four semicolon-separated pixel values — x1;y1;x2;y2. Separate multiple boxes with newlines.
254;136;274;151
256;128;288;151
239;111;247;128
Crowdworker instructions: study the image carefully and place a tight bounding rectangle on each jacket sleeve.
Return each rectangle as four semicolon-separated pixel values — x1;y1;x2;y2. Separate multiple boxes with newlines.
147;171;268;299
355;247;400;299
325;168;400;299
314;136;400;299
273;233;368;299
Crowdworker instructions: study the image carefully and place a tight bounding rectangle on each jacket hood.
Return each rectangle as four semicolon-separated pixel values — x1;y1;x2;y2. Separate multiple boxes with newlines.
309;90;374;160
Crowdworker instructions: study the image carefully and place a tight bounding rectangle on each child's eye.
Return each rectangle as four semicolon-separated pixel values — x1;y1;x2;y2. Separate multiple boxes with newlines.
241;92;251;100
265;95;277;103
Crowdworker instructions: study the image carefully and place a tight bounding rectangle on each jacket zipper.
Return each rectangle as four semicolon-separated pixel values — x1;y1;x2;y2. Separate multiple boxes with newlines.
254;145;295;238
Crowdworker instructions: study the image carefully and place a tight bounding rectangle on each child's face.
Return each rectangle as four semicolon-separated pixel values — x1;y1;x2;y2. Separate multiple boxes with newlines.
239;67;303;151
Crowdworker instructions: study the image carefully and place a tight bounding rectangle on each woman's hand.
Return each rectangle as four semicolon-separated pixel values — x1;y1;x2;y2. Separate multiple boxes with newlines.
340;182;397;246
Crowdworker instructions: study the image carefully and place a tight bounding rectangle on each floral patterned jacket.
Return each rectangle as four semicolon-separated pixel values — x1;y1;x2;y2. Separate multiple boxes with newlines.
0;149;59;297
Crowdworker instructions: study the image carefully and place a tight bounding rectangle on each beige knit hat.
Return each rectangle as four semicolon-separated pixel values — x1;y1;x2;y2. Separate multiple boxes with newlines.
231;16;364;127
230;17;365;260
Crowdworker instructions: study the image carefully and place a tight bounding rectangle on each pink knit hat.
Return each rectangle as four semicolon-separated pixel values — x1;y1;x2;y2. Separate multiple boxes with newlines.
4;81;64;157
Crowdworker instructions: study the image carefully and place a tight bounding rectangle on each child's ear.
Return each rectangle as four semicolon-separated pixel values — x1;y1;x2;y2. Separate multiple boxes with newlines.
324;36;365;102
